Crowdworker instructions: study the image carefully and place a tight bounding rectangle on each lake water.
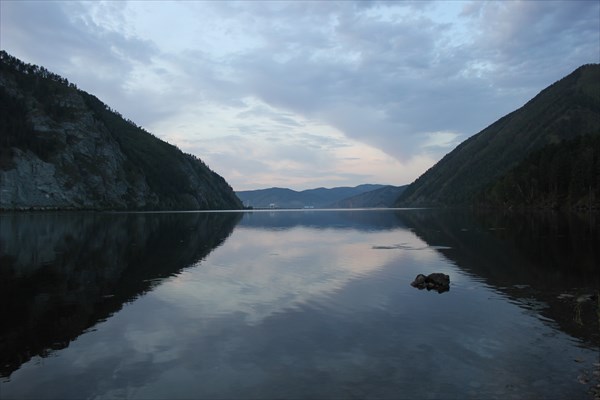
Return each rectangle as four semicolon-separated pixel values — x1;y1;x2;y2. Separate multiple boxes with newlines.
1;209;598;399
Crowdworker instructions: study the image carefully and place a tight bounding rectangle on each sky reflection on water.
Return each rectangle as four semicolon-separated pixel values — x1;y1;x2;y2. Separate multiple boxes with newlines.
0;210;598;399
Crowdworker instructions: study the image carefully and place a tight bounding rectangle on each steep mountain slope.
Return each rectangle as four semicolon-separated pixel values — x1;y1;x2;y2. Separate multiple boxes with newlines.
396;64;600;207
479;135;600;209
236;184;385;208
0;51;242;210
328;185;407;208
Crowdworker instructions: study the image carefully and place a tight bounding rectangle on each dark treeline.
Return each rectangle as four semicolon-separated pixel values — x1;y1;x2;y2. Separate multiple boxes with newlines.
0;50;241;210
479;135;600;210
78;90;230;207
0;51;74;163
0;86;66;167
0;51;75;87
1;50;135;134
0;52;80;121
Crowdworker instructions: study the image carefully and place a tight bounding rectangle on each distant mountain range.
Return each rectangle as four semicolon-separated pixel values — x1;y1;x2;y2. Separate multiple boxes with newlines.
0;51;242;210
236;184;405;208
396;64;600;209
328;185;407;208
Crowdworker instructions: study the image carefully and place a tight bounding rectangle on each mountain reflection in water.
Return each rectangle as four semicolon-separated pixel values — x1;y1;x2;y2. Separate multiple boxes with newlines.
399;209;599;348
0;211;241;378
0;209;598;399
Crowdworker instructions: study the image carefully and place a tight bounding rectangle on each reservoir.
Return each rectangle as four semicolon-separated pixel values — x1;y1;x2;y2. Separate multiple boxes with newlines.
1;209;598;399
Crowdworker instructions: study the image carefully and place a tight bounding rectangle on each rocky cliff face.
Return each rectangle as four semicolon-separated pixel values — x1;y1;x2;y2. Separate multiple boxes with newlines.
0;52;242;210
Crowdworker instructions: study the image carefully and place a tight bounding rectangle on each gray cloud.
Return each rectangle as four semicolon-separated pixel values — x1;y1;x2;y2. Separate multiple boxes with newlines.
196;0;599;160
236;105;304;128
461;1;600;84
1;0;598;187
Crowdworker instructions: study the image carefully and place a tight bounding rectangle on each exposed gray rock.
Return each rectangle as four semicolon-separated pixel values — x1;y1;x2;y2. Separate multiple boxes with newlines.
0;116;154;209
0;52;241;210
411;273;450;293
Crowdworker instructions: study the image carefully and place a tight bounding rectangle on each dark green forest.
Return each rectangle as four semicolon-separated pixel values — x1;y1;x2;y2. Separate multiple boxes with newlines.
396;64;600;209
0;51;77;166
479;135;600;210
78;90;237;209
0;50;241;210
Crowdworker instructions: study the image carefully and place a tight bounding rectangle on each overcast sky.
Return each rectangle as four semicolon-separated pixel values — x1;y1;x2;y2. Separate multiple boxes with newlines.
1;1;598;190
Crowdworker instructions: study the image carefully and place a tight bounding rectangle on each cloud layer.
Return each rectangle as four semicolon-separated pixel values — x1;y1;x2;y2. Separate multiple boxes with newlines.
1;1;598;190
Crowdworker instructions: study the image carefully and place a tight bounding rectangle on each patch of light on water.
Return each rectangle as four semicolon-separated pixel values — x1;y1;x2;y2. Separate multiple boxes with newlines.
154;225;437;325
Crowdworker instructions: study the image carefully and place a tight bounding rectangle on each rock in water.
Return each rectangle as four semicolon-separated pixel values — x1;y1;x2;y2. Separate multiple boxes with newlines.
411;273;450;293
411;274;427;287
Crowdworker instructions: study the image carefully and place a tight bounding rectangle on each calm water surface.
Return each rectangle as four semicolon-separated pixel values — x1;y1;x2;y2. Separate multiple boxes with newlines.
0;209;598;399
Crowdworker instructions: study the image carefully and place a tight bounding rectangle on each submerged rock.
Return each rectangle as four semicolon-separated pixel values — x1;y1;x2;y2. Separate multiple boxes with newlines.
411;273;450;293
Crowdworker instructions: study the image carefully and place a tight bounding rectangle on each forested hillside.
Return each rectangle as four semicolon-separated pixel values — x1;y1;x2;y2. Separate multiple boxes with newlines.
396;64;600;208
479;135;600;209
328;185;407;208
236;184;385;208
0;51;242;210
